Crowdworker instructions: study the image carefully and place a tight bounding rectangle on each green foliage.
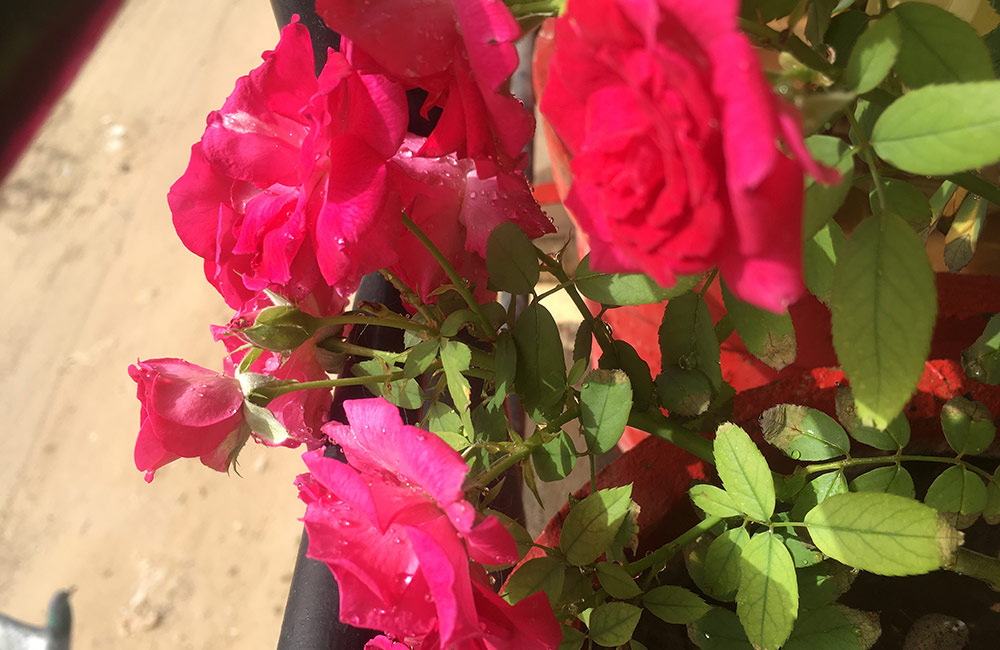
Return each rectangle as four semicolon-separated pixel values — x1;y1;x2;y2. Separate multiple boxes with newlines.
488;331;516;410
532;433;578;482
797;562;857;609
579;369;632;453
782;605;863;650
720;281;796;370
690;485;743;518
962;314;1000;384
871;178;933;236
872;81;1000;175
575;254;700;305
802;136;854;241
759;404;850;461
599;340;654;412
656;366;714;416
941;396;997;455
588;602;642;647
688;607;753;650
560;485;634;566
504;556;565;605
513;302;566;418
242;401;289;445
486;222;539;294
596;562;642;599
736;532;798;650
850;465;916;499
944;194;987;272
804;492;963;575
831;213;936;428
703;527;751;601
803;221;846;305
892;2;994;88
844;14;901;94
440;340;474;433
837;386;911;449
659;291;722;390
643;585;711;624
714;423;775;522
791;471;848;521
925;465;988;519
403;339;438;378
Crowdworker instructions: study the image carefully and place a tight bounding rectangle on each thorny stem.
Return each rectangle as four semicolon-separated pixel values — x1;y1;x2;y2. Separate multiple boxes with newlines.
625;516;723;574
253;371;406;401
535;250;615;356
379;268;438;327
466;406;581;490
319;312;434;334
737;18;839;80
804;454;997;484
319;337;496;372
401;213;496;340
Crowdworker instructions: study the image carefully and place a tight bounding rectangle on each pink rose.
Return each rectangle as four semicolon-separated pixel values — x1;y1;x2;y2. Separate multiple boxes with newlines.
129;358;248;482
390;135;554;302
296;398;560;649
168;17;407;309
316;0;532;173
540;0;838;312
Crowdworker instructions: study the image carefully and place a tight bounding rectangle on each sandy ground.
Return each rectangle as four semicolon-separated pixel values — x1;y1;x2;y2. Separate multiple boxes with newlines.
0;2;582;648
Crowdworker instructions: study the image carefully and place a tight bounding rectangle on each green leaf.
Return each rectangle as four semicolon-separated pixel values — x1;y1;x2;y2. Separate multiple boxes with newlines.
703;527;750;601
871;81;1000;175
773;526;824;568
382;376;424;410
925;465;988;517
791;471;849;521
489;331;516;411
575;254;700;306
656;366;714;416
941;396;997;455
871;178;933;236
588;602;641;646
985;466;1000;524
831;213;936;428
513;303;566;418
803;136;855;240
644;586;710;624
572;320;593;364
242;401;289;445
659;291;722;390
579;369;632;453
503;556;565;605
560;485;634;566
804;492;963;575
486;222;539;294
783;605;863;650
690;485;743;518
837;387;912;450
596;562;642;599
804;221;847;305
440;340;474;434
567;358;587;386
403;340;439;378
760;404;851;461
720;281;796;370
532;434;578;482
806;0;837;45
893;2;994;88
598;340;654;411
440;309;476;337
736;532;799;650
962;313;1000;384
797;562;857;609
714;423;775;522
688;607;753;650
558;625;586;650
944;194;987;272
424;403;467;449
850;465;916;499
845;14;901;94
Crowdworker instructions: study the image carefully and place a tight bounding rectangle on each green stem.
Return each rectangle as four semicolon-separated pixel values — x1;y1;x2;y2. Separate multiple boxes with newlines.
254;371;406;401
698;268;718;300
846;109;887;216
318;312;433;334
536;250;615;356
738;18;839;80
627;408;716;464
948;548;1000;591
318;337;496;373
804;454;995;483
626;516;723;574
379;269;439;327
401;213;495;339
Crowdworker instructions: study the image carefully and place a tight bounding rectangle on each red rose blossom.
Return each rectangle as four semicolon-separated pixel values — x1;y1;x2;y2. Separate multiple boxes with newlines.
168;18;407;310
296;398;560;649
540;0;838;312
316;0;532;174
129;358;248;482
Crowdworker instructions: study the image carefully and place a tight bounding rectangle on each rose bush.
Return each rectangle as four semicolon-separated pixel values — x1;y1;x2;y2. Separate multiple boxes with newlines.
540;0;838;312
128;358;248;482
296;398;560;649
